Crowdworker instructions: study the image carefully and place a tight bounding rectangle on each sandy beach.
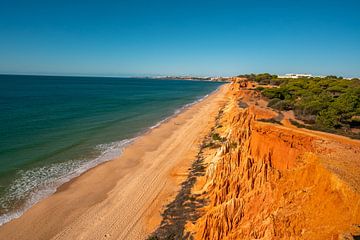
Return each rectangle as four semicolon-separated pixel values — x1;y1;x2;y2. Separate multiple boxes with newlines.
0;84;228;240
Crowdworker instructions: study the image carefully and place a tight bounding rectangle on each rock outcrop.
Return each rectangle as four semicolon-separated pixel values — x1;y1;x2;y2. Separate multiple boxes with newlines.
189;81;360;239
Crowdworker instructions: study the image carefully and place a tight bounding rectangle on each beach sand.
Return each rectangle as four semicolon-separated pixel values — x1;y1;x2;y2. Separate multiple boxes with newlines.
0;84;228;240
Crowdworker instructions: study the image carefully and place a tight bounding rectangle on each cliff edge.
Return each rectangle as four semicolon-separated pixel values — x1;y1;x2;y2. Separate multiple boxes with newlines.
187;80;360;239
150;80;360;240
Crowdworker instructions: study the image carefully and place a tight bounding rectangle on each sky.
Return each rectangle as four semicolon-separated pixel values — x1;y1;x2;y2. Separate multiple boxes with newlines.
0;0;359;77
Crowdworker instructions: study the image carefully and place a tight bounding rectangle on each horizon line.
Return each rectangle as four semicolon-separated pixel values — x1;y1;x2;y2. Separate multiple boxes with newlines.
0;72;359;79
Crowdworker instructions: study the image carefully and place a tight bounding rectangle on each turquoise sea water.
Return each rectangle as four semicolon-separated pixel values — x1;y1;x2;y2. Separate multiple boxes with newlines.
0;75;223;224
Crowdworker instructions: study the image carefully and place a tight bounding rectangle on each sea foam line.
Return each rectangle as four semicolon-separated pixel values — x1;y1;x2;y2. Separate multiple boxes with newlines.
0;139;134;226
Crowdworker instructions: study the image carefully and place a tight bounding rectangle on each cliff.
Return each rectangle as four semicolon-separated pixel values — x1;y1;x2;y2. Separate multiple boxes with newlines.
186;81;360;239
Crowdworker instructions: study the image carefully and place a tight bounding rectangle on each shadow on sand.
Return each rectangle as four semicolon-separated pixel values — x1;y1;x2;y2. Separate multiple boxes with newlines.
148;148;208;240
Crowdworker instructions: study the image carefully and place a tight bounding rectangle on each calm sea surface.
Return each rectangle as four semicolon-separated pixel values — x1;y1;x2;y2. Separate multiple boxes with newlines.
0;75;223;224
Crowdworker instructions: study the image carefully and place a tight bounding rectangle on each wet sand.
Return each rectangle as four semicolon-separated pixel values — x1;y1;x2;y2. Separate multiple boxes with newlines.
0;84;228;240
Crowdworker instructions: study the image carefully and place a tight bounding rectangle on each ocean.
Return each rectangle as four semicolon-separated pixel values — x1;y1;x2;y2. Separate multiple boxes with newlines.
0;74;223;225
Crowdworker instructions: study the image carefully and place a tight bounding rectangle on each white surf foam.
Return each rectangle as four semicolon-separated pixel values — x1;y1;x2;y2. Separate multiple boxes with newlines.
0;138;133;226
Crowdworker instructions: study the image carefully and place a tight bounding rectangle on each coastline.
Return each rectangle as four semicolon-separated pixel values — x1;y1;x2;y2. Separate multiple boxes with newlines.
0;84;228;240
0;82;222;227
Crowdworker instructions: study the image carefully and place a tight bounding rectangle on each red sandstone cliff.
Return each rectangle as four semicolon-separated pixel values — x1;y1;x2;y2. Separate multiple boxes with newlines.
187;81;360;239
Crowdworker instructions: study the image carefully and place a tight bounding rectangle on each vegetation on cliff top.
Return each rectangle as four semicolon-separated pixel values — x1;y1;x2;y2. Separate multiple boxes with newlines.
239;73;360;137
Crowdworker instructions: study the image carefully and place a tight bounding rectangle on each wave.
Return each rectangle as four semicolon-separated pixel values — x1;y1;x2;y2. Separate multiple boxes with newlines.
0;139;133;226
0;87;219;226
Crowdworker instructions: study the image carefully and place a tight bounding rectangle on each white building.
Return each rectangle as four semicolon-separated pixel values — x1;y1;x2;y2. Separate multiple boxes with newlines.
277;73;313;79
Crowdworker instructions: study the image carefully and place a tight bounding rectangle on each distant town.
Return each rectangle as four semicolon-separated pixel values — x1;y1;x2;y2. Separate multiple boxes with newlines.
276;73;356;80
151;75;230;82
151;73;358;82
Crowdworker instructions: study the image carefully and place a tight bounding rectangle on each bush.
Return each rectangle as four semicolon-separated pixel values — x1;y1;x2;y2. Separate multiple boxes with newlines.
270;99;293;111
202;141;221;149
267;98;281;108
255;74;360;135
316;108;341;129
270;78;284;86
212;133;222;141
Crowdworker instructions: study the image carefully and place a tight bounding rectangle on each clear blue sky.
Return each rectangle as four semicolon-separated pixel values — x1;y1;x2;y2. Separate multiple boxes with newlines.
0;0;359;77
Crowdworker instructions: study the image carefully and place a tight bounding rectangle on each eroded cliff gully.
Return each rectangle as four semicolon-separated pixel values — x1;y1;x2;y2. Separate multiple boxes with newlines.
186;82;360;239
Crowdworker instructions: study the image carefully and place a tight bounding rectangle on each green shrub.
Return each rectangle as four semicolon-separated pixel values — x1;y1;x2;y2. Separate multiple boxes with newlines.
267;98;281;108
271;99;293;111
254;74;360;135
316;108;341;129
203;141;221;149
212;133;222;141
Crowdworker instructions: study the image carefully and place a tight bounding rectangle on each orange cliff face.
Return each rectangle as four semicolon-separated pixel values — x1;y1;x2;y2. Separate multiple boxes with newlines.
187;81;360;239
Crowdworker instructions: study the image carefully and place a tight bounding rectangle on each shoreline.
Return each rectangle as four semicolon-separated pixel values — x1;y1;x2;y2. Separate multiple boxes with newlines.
0;86;222;227
0;84;228;240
